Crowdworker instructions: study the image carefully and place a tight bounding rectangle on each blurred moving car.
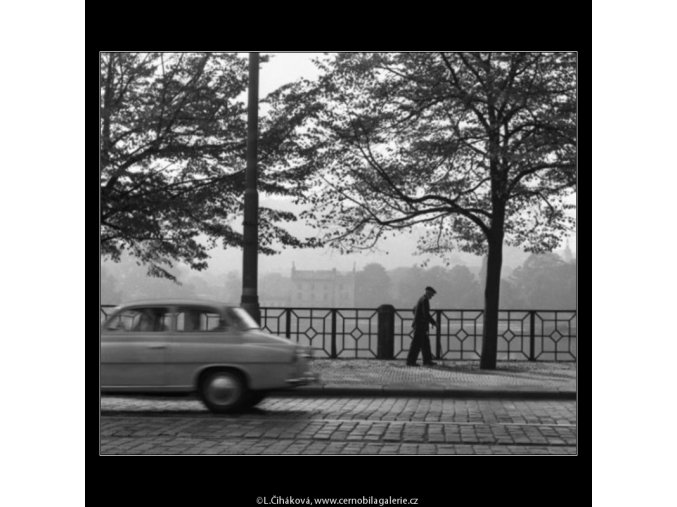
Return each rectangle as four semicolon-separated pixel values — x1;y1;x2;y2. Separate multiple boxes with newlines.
101;299;317;413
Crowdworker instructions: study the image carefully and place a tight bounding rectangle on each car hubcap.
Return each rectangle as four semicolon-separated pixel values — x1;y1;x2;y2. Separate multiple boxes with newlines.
206;374;240;406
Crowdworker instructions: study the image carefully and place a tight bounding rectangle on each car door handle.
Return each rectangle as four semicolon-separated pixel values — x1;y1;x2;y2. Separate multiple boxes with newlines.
148;345;167;350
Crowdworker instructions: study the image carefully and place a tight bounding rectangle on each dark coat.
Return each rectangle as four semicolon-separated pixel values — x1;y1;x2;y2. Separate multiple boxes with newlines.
413;295;436;331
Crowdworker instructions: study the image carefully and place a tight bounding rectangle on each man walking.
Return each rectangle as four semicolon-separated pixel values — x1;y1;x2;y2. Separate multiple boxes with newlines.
407;286;438;367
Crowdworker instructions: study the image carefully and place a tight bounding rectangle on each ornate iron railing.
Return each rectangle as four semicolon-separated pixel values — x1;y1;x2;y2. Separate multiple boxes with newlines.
264;308;577;361
260;307;380;359
393;309;577;362
101;305;576;361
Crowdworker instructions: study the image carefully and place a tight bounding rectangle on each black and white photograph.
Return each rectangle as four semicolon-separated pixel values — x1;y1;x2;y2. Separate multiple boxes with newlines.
98;51;577;456
9;1;677;505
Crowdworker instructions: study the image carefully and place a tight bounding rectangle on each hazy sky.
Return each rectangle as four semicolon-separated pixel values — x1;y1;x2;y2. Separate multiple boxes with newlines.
260;52;321;96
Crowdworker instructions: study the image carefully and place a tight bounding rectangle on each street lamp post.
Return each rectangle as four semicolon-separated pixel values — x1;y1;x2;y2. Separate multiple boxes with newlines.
241;52;260;324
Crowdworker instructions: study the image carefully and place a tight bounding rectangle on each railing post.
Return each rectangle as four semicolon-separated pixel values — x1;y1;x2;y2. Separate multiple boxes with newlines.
377;305;395;359
331;309;337;359
435;310;442;359
529;311;536;361
285;308;291;340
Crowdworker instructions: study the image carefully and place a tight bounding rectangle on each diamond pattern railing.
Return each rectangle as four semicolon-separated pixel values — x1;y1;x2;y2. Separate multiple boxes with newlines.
259;307;379;358
101;304;576;361
263;307;576;361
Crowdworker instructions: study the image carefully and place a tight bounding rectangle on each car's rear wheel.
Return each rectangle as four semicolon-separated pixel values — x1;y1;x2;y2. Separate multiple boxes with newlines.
199;369;247;413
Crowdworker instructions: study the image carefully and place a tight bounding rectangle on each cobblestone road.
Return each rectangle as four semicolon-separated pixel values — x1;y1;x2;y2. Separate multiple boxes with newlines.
101;396;576;455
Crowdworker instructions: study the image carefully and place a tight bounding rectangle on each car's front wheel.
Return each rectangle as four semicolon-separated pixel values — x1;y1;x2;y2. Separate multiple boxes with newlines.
199;370;247;413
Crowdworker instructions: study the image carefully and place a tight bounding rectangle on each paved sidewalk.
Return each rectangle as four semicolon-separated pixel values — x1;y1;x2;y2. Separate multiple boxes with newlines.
288;359;576;399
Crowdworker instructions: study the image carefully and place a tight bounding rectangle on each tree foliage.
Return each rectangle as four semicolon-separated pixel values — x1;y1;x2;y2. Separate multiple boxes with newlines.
275;52;576;368
100;53;315;281
282;52;576;253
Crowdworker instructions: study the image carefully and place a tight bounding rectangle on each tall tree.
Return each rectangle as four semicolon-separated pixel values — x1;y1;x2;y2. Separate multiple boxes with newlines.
100;52;314;281
281;52;576;369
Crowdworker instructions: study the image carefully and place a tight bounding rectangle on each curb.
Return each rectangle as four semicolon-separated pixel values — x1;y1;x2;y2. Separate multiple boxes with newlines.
273;386;576;400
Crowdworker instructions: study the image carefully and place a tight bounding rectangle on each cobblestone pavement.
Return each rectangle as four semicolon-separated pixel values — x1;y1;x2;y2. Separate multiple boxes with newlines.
101;396;577;455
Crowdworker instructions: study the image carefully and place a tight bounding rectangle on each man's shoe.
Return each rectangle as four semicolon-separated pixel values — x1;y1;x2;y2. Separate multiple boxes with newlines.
406;362;420;367
423;361;437;366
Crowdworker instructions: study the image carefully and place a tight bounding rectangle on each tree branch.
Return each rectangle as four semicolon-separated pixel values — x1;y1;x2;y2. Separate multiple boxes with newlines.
507;162;575;196
440;52;490;131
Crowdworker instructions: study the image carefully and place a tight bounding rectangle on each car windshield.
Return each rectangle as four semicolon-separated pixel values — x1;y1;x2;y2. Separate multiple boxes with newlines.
227;307;260;330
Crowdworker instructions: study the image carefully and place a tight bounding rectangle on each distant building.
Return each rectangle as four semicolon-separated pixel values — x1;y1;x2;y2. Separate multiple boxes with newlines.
290;263;357;307
258;273;292;307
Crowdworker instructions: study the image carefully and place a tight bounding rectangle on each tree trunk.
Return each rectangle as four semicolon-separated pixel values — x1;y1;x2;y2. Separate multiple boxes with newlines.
480;225;504;370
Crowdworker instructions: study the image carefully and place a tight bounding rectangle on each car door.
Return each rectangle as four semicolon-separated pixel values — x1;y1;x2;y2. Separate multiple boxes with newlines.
166;305;242;388
101;306;172;389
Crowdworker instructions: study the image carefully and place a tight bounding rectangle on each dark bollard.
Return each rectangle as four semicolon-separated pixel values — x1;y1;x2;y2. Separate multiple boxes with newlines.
377;304;395;359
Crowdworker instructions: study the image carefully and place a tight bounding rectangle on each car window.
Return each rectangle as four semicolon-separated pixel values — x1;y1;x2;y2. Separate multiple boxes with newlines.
175;308;225;332
105;308;171;332
225;307;260;330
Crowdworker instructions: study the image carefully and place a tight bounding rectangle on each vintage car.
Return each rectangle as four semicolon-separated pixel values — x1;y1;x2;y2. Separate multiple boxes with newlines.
101;299;317;413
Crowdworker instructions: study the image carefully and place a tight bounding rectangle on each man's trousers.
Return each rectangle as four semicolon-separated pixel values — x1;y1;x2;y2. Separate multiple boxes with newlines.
406;327;433;364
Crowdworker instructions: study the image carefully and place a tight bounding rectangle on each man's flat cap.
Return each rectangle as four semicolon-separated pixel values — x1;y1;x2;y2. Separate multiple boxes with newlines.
425;286;437;294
